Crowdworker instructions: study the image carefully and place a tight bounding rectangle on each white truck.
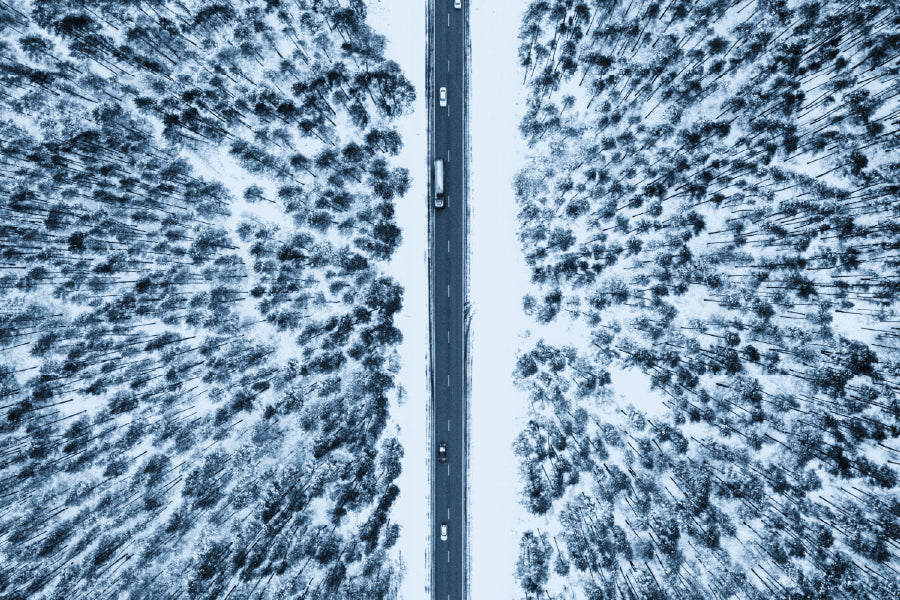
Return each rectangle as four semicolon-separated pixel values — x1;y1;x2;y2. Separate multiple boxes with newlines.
434;159;445;208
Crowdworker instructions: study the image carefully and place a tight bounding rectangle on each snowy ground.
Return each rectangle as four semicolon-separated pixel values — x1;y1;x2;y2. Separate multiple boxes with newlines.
469;1;534;597
367;2;428;599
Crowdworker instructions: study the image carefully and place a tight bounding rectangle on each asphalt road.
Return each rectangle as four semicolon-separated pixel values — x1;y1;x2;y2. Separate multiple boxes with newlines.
430;1;466;599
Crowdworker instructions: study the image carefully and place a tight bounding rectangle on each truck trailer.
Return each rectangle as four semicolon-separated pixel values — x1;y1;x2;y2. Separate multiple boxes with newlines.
434;159;444;208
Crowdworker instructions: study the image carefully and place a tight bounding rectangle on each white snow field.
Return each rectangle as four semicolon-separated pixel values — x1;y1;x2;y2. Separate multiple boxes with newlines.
367;2;428;599
470;1;534;597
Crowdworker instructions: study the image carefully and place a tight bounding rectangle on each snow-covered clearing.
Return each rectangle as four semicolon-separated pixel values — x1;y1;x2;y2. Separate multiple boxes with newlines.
367;2;428;598
469;1;533;596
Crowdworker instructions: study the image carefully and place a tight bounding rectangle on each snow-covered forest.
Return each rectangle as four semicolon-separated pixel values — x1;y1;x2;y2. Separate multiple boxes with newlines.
513;1;900;598
0;1;413;598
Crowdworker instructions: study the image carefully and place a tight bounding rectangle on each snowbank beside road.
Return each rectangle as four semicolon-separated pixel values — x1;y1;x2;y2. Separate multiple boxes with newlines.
367;2;428;599
469;1;534;597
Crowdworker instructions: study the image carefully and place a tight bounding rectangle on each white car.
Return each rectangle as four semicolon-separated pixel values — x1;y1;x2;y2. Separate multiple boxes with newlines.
454;0;461;8
439;86;447;107
440;523;448;541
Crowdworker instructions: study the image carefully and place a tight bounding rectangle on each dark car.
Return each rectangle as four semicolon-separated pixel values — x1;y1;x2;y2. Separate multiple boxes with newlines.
438;442;447;462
